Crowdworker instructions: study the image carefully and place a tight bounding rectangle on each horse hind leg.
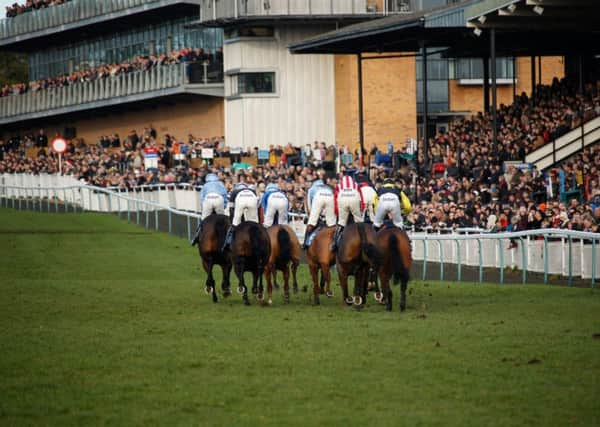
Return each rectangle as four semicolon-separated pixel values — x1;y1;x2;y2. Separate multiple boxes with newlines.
235;260;249;306
291;259;299;294
221;261;232;298
265;263;274;305
400;277;408;312
322;265;334;298
282;264;291;304
309;263;320;305
203;258;218;303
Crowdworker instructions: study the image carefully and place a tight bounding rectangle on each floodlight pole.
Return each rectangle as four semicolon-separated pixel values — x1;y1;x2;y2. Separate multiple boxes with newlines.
490;28;498;152
357;53;365;168
530;55;536;105
483;55;490;113
421;40;429;174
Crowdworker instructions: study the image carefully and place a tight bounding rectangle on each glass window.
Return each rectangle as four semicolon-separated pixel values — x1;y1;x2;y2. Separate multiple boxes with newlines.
457;58;514;80
233;72;276;95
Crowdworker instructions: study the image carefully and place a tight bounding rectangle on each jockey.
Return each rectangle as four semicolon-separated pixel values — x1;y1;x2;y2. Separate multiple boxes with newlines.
190;173;228;246
356;172;377;223
373;177;407;230
331;173;364;252
261;182;289;227
302;176;336;249
222;182;259;250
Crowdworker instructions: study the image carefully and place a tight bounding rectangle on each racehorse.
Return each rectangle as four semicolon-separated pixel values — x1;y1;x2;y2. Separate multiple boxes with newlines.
196;214;232;303
230;221;271;305
306;225;336;305
376;226;412;311
264;224;301;304
336;222;383;309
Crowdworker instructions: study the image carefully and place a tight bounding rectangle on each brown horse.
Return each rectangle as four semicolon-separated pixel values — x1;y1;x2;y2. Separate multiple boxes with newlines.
230;221;271;306
306;225;336;305
197;214;232;303
376;227;412;311
264;224;301;305
336;222;383;309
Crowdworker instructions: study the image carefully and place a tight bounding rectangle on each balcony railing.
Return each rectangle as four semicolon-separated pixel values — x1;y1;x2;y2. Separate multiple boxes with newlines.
199;0;411;22
0;0;197;44
0;62;223;124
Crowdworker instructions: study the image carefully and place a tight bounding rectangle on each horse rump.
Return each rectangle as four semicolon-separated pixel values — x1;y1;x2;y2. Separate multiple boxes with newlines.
388;232;410;285
249;224;270;268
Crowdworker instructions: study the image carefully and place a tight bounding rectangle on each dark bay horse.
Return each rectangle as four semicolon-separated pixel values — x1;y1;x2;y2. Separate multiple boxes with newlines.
230;221;271;306
306;225;336;305
376;227;412;311
265;224;301;305
197;214;232;303
336;222;383;309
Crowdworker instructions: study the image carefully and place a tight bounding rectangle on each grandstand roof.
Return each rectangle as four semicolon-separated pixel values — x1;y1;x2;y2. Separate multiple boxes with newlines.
289;0;600;57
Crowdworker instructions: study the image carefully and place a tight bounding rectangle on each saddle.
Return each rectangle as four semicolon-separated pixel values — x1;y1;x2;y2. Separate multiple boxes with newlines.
306;226;322;247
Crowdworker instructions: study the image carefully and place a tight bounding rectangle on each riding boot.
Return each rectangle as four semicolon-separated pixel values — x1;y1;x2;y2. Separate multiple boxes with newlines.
302;224;314;250
190;220;203;246
330;225;344;252
221;225;235;252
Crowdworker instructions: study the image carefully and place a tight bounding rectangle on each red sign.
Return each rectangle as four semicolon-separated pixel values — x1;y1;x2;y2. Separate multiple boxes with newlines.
51;137;67;154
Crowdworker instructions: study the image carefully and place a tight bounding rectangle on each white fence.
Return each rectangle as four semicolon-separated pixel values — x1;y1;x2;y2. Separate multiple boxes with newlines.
1;173;598;286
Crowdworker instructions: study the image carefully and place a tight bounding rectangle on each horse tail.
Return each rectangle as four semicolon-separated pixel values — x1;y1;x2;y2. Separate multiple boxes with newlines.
250;224;269;268
276;227;292;267
358;223;383;268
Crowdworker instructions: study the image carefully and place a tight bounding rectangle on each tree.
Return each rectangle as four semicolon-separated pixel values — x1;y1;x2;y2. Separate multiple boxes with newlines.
0;51;28;86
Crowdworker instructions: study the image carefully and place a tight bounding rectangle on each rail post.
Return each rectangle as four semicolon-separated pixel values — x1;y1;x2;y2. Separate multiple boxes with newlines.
543;235;549;285
455;240;462;282
592;239;597;288
519;237;527;284
422;238;428;281
477;238;483;283
567;235;573;287
498;239;504;284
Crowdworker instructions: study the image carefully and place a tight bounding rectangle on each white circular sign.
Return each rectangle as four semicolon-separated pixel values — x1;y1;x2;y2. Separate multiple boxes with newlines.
51;138;67;154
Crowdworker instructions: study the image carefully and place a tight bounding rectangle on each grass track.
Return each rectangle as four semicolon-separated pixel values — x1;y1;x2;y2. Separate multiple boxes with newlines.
0;208;599;426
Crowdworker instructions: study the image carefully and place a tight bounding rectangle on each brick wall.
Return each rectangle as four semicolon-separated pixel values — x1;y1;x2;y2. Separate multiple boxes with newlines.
335;53;417;151
449;56;565;113
4;96;224;145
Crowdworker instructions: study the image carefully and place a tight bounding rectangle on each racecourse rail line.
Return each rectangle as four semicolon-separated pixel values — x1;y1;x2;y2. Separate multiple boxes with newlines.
1;173;598;287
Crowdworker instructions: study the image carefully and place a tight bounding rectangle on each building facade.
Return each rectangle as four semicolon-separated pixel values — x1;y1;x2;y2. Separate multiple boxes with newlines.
0;0;564;151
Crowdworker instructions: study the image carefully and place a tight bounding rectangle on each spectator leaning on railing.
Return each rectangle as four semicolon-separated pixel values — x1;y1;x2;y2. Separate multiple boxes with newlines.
0;47;221;99
5;0;71;18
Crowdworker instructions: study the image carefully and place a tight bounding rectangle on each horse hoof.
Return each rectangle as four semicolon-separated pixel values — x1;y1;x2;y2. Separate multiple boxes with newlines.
326;291;334;298
344;297;354;306
374;292;383;303
385;304;392;312
400;304;406;312
274;283;280;290
313;297;320;306
302;286;308;293
353;296;363;306
223;288;232;298
204;286;214;295
237;286;244;295
293;286;298;294
257;293;264;301
268;299;273;306
243;299;250;306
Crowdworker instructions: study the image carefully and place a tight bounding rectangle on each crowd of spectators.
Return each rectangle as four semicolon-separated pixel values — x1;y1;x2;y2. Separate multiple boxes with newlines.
0;47;222;98
4;0;70;18
1;78;599;233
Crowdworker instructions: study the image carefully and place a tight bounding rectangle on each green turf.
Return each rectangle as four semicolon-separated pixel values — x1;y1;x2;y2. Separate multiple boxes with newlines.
0;208;599;426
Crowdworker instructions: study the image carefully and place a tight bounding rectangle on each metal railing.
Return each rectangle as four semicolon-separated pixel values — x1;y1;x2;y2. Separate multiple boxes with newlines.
2;174;598;287
0;62;223;124
525;115;600;170
0;0;190;42
199;0;409;22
